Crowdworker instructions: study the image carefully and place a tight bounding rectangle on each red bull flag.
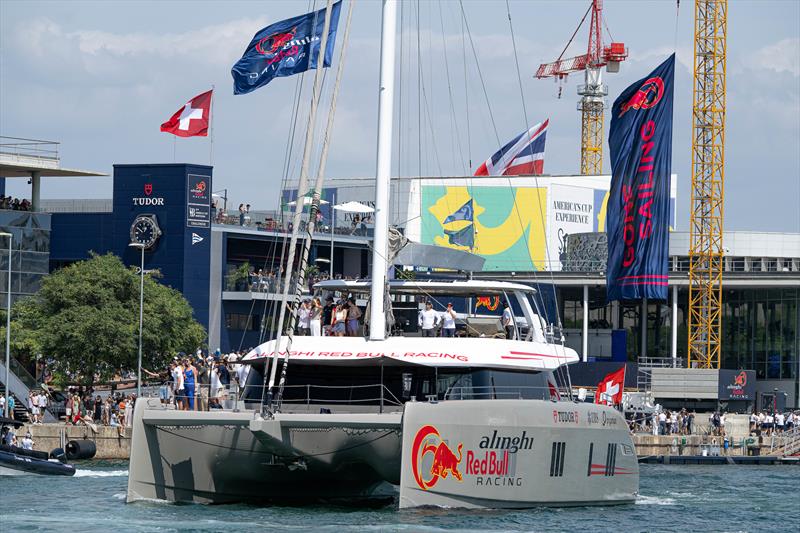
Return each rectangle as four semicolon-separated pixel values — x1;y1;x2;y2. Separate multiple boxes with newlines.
160;90;212;137
231;1;342;95
606;54;675;301
474;119;548;176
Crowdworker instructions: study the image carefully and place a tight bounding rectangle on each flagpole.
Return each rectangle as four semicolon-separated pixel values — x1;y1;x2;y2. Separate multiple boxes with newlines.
209;85;215;166
173;136;176;163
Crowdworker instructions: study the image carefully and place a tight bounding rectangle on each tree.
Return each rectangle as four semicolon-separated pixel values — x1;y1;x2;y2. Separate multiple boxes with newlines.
10;252;206;386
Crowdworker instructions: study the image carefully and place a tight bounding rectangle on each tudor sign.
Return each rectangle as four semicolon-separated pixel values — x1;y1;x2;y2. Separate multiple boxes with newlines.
133;183;165;206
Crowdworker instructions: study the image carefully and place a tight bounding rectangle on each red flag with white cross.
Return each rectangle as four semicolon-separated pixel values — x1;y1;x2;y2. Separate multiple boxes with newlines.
160;90;212;137
596;367;625;406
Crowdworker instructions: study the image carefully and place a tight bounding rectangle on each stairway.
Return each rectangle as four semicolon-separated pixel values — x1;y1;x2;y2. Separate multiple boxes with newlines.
0;356;57;423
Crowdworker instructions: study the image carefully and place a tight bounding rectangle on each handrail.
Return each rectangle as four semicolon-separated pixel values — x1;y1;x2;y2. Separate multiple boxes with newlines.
444;385;559;401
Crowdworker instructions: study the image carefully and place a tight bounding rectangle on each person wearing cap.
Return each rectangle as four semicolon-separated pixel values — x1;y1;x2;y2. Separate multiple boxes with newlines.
441;303;457;337
418;302;439;337
20;431;34;450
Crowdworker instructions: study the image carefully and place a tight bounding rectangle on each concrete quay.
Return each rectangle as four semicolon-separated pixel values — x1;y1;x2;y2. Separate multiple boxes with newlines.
17;422;795;462
22;423;130;460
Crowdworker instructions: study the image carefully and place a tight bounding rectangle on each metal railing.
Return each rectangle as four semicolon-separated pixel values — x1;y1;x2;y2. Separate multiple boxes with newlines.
444;385;562;401
0;136;60;163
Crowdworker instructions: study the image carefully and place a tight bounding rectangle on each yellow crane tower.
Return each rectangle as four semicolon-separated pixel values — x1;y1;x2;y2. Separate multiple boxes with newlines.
687;0;728;369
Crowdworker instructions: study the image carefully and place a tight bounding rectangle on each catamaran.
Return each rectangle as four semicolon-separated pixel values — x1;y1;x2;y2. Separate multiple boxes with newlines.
127;0;638;508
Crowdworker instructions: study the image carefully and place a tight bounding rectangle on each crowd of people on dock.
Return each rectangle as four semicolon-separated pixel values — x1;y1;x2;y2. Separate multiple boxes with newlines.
0;195;32;211
146;350;251;411
749;410;796;436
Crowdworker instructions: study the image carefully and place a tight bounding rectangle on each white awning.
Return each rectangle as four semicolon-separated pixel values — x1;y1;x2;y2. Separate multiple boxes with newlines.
333;201;374;213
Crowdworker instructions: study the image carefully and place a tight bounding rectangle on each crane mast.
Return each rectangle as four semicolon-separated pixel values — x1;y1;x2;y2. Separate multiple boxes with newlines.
687;0;728;369
536;0;627;175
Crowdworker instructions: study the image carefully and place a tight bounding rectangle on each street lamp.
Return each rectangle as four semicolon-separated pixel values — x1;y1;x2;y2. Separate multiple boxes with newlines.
0;232;11;418
128;242;145;398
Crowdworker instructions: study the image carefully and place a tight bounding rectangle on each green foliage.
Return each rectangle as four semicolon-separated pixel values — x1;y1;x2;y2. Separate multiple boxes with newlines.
9;253;206;386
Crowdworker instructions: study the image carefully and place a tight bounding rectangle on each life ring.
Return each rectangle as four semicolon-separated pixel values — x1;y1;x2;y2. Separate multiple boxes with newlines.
711;438;718;446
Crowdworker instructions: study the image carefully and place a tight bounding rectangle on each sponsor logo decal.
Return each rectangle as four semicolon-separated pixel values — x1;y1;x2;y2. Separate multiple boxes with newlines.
475;296;500;311
189;179;207;199
191;233;204;245
553;410;580;424
411;425;463;490
618;76;665;117
144;183;153;196
410;426;532;490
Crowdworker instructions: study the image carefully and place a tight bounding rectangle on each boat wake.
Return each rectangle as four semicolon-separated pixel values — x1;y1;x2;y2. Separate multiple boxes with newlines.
74;469;129;478
635;495;676;506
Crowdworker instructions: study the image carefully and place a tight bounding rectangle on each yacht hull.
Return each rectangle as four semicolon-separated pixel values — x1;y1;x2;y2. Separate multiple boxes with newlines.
126;398;402;504
399;400;639;508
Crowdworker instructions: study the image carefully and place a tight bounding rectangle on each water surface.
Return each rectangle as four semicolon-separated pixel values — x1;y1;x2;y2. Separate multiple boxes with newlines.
1;462;797;532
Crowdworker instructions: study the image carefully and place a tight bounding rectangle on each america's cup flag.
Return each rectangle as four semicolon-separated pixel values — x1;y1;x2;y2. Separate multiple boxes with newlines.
474;119;549;176
160;90;212;137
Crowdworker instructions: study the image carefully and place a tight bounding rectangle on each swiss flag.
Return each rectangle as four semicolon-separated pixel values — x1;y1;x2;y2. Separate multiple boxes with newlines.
596;367;625;406
160;90;212;137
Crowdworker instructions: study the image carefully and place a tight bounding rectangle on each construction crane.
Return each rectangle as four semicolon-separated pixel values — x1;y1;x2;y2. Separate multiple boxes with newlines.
535;0;628;175
687;0;728;369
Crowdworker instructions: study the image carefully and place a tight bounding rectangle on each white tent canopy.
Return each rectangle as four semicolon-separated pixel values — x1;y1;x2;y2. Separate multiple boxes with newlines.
287;197;330;206
333;201;374;213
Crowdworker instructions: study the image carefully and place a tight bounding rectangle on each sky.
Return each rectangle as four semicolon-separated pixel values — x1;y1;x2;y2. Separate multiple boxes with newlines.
1;0;798;233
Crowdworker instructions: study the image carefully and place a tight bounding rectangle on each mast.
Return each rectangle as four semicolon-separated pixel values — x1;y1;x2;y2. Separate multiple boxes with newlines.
368;0;398;341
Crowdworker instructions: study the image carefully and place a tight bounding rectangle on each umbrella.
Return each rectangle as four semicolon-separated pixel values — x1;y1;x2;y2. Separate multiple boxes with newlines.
286;197;330;207
333;201;375;213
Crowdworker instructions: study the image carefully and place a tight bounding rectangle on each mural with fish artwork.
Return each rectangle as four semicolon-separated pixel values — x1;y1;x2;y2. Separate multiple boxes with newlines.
413;175;671;272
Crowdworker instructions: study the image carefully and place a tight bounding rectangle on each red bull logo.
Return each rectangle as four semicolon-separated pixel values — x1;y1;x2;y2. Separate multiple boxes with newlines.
619;76;665;117
410;425;463;490
475;296;500;311
255;27;300;66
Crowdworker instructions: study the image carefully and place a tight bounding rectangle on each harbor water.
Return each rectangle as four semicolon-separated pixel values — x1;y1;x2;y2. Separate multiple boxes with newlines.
1;463;797;532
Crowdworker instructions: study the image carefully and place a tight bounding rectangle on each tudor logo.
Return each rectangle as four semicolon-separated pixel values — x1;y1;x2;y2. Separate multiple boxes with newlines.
144;183;153;196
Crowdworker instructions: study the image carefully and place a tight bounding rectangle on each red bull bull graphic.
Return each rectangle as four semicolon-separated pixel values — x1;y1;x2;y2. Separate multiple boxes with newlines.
618;76;665;117
475;296;501;311
411;425;463;490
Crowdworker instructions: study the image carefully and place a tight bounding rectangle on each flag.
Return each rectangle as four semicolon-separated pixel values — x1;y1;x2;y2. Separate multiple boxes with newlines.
443;199;474;224
231;1;342;95
160;90;212;137
474;119;548;176
444;224;474;248
606;54;675;302
596;367;625;406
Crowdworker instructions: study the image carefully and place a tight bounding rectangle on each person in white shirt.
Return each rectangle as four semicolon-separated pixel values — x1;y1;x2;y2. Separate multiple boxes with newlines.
418;302;440;337
0;394;5;414
37;392;47;424
20;432;34;450
775;412;785;434
173;362;185;410
296;301;312;336
441;303;457;337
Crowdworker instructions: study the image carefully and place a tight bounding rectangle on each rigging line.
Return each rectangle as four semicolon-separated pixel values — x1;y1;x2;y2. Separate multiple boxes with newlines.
397;0;404;180
504;0;553;331
556;3;592;64
267;0;336;410
416;0;423;177
673;0;680;52
460;5;471;171
276;0;356;407
438;0;467;175
458;0;500;147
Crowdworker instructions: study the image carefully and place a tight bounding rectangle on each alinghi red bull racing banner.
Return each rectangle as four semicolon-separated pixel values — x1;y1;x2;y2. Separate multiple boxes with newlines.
606;54;675;302
231;1;341;95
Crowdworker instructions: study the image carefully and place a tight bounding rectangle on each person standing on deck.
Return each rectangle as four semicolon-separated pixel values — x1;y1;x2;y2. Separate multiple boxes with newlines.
418;302;439;337
346;298;362;336
502;303;515;340
441;303;457;337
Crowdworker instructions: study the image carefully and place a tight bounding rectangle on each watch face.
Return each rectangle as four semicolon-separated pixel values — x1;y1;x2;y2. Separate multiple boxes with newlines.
130;216;160;249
